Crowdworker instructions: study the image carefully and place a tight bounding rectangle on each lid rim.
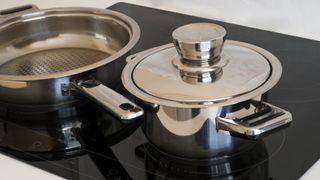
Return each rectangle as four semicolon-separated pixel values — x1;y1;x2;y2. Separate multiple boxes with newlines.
122;40;282;108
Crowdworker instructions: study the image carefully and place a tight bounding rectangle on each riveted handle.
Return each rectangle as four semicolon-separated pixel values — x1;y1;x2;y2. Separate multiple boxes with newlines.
0;5;39;20
216;101;292;139
72;79;143;123
172;23;226;63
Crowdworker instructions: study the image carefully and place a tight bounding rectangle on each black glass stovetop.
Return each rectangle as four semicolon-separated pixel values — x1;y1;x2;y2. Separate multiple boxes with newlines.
0;3;319;180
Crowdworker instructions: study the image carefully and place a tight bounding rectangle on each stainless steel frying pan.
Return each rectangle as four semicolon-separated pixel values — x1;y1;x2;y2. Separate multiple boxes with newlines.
0;5;143;122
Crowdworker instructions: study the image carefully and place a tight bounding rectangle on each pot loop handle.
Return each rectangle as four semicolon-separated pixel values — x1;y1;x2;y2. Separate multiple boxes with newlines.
216;101;292;139
0;4;39;20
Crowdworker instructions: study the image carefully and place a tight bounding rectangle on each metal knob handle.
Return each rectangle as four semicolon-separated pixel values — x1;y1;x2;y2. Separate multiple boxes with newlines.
172;23;226;63
172;23;227;84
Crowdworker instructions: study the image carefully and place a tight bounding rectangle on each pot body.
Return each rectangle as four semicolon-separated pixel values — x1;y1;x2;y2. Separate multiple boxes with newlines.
141;95;290;158
143;107;252;158
121;24;292;158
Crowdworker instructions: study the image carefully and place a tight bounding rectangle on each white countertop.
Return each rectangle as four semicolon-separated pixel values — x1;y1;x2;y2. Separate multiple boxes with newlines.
300;159;320;180
0;0;319;179
2;0;320;41
0;153;63;180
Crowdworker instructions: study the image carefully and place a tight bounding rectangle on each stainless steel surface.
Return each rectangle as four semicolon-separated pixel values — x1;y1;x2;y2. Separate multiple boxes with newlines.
172;23;226;61
0;5;39;19
142;98;291;158
0;6;139;81
0;48;110;75
217;101;292;137
172;23;228;84
142;99;260;158
122;23;292;156
123;41;273;107
72;79;143;121
171;53;225;84
0;5;142;120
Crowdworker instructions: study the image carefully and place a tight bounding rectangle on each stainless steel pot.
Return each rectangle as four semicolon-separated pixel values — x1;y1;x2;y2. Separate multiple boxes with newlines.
0;5;143;122
122;23;292;158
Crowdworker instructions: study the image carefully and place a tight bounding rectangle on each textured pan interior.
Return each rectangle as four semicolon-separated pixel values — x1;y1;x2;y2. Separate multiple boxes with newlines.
0;48;110;75
0;8;140;80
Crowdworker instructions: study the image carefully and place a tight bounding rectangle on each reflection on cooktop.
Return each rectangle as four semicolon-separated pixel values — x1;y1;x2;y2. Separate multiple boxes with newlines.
1;127;285;180
0;3;319;180
135;142;270;179
0;98;140;160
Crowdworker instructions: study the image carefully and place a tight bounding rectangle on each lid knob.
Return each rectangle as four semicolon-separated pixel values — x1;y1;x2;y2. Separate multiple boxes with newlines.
172;23;226;64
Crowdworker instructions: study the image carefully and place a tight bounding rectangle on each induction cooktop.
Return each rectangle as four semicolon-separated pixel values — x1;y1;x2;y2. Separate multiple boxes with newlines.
0;3;319;180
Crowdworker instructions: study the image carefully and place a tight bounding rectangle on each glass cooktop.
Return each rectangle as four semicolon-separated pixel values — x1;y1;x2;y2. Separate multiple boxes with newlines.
0;3;319;180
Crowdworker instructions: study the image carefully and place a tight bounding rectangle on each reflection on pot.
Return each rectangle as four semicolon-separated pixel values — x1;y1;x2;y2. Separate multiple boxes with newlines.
142;97;288;159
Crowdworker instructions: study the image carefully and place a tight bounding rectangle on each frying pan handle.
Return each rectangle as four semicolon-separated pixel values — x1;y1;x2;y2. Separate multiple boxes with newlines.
216;101;292;139
0;5;39;20
72;79;143;124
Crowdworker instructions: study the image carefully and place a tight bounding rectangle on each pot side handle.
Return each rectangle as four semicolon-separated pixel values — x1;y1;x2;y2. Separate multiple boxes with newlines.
0;5;39;20
216;102;292;139
72;79;143;123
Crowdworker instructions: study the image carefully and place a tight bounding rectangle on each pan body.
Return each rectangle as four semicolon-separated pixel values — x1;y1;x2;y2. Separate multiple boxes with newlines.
0;58;127;107
0;7;140;106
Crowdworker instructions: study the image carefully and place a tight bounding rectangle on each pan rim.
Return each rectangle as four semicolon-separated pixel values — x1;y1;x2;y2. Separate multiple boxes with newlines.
0;7;140;81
